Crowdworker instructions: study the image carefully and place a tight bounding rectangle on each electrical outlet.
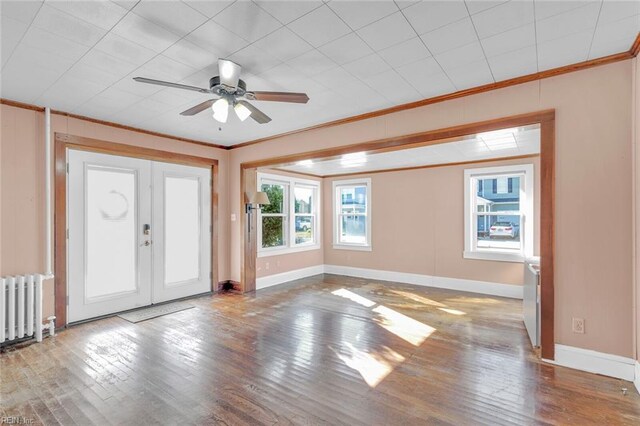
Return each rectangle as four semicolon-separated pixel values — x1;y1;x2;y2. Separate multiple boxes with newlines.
572;318;585;334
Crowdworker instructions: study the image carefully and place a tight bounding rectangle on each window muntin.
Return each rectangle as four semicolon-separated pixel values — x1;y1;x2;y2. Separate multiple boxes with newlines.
333;179;371;249
257;173;320;256
464;165;534;262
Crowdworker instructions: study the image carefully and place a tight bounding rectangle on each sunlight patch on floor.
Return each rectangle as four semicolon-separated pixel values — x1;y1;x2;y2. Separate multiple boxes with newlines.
332;288;376;307
332;342;405;388
372;305;436;346
438;307;466;316
389;289;446;307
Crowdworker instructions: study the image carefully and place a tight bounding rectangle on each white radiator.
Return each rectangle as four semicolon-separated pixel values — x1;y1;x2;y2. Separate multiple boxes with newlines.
1;274;53;344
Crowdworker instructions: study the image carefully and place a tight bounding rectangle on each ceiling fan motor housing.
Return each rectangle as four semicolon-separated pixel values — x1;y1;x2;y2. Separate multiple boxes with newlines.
210;76;247;96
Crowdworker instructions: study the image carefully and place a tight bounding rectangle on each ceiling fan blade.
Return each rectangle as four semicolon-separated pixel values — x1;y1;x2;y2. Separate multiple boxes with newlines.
247;91;309;103
237;100;271;124
180;99;216;116
133;77;211;93
218;59;241;90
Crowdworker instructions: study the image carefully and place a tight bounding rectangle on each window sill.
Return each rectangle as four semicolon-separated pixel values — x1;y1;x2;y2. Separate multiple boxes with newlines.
463;250;525;263
258;244;320;258
332;244;372;252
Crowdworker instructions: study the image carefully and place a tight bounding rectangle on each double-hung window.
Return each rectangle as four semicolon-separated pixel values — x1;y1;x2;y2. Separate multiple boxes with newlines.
464;164;534;262
333;178;371;251
257;172;320;256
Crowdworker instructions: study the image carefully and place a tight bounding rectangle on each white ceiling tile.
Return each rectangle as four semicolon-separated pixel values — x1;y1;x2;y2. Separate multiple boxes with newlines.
138;54;199;82
403;0;469;34
182;0;235;18
1;56;64;102
212;1;282;42
318;32;373;65
250;27;313;62
8;42;77;73
481;23;535;58
327;0;399;30
31;4;107;47
47;0;128;31
1;16;30;66
19;26;89;62
590;14;640;58
311;65;361;90
258;63;326;94
378;37;431;67
465;0;509;15
93;32;157;67
254;0;324;24
395;0;421;10
472;0;534;39
163;38;219;69
535;2;600;44
357;11;416;51
111;11;182;53
487;45;538;81
534;0;598;21
537;30;592;70
111;1;138;11
287;49;338;76
446;58;494;90
362;69;420;104
435;41;486;70
229;44;282;75
185;19;249;57
83;87;143;112
0;0;43;24
420;17;478;55
288;5;351;47
132;0;209;36
598;0;640;24
413;72;455;98
38;75;107;110
396;56;442;79
343;53;390;79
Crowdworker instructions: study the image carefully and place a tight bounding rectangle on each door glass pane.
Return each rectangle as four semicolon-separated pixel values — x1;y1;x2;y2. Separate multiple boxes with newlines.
262;216;285;248
294;187;313;213
86;167;136;298
165;176;200;284
295;216;313;244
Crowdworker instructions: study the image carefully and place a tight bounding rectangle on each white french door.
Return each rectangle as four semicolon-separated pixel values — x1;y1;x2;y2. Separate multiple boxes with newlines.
67;150;211;323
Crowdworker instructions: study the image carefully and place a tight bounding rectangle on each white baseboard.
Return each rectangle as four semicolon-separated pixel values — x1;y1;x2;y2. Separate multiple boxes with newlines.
635;361;640;393
544;344;635;381
256;265;325;290
324;264;523;299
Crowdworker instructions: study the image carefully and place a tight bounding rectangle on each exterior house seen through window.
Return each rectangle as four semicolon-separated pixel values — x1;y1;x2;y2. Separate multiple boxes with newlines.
333;178;371;251
464;164;534;262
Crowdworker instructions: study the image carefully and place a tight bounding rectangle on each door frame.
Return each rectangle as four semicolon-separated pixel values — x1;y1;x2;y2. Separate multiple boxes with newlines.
54;132;219;327
240;109;555;360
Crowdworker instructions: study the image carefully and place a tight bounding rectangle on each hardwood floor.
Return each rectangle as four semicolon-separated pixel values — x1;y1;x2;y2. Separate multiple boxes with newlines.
2;274;639;425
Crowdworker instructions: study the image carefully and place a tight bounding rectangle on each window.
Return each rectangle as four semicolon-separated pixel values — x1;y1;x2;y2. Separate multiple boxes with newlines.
464;164;534;262
333;178;371;251
257;173;320;257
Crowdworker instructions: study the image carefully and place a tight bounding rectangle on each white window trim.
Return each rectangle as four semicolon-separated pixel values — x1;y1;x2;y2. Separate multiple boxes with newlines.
463;164;534;263
257;172;321;258
332;178;372;251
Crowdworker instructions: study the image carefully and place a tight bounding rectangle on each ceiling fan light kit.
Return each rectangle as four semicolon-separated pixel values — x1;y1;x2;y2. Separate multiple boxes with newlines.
133;59;309;125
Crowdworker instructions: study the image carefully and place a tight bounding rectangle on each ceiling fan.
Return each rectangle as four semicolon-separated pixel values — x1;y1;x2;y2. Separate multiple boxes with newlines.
133;59;309;125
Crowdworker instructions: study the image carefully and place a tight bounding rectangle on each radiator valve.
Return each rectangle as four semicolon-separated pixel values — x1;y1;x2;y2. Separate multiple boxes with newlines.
46;316;56;337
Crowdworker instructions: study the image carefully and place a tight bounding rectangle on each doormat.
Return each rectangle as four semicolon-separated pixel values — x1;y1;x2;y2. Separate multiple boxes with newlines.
117;302;194;323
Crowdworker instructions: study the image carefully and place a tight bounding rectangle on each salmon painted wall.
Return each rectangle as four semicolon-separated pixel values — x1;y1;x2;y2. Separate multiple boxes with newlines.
0;104;229;319
254;168;323;278
230;60;635;358
323;157;540;286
